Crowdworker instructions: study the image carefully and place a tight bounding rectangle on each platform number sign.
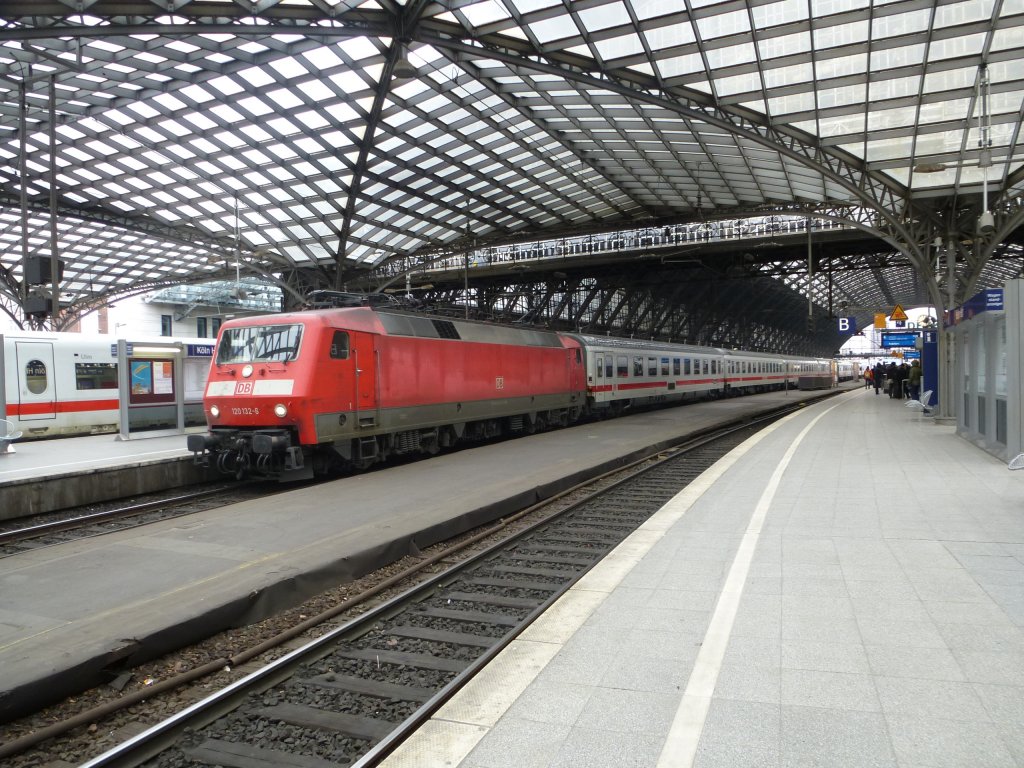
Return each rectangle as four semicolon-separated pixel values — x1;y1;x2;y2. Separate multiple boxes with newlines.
837;317;857;334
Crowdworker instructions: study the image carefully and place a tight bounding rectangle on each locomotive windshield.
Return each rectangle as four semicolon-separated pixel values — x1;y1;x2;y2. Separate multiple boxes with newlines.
217;324;303;364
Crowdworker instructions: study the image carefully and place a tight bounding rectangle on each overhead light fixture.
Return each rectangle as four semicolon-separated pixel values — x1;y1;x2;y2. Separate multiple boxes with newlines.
392;47;417;81
977;64;995;236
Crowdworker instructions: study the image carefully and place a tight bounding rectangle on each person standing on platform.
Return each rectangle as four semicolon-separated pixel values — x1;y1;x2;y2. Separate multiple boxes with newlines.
864;366;873;390
873;362;885;395
907;359;922;401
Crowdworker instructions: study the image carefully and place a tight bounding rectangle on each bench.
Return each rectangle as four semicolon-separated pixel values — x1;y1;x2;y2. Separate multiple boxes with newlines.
1;418;22;455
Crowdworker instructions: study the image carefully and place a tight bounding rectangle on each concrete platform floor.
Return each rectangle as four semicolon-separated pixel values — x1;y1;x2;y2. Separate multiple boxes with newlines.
381;387;1024;768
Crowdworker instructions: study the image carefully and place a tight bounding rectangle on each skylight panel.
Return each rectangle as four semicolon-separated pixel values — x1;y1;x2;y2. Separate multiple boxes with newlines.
870;44;926;70
698;9;751;38
643;21;700;49
337;36;380;62
595;33;645;61
762;62;813;89
237;96;275;117
268;56;308;80
579;2;630;31
326;68;369;94
529;15;579;44
208;75;245;97
935;0;996;26
657;51;705;78
461;1;512;27
179;84;216;104
928;34;986;62
237;65;277;89
301;45;345;70
265;87;305;110
752;0;808;27
164;40;200;54
758;32;811;60
705;42;756;69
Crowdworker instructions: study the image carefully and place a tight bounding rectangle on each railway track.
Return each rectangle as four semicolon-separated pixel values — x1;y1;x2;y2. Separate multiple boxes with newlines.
77;417;774;768
0;484;272;557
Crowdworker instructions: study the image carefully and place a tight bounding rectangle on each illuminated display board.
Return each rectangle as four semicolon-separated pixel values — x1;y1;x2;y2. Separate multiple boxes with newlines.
880;332;919;348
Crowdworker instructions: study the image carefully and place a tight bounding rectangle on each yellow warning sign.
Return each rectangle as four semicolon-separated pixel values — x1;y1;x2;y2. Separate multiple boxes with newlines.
889;304;908;322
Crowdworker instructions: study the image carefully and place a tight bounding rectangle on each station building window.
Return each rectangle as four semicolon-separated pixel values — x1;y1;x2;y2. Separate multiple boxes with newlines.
196;317;208;338
160;314;173;337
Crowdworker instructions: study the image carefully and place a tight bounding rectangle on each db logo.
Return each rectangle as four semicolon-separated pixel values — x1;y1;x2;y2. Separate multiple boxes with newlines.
236;381;254;395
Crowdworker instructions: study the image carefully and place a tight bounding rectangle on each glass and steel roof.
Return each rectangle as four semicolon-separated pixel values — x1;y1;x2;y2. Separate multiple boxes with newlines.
0;0;1021;324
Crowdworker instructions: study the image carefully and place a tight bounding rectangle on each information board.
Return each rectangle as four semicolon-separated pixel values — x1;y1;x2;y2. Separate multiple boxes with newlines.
881;331;919;349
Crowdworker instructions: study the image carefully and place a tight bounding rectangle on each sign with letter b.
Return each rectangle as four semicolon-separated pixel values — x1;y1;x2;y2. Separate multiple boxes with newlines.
837;317;857;334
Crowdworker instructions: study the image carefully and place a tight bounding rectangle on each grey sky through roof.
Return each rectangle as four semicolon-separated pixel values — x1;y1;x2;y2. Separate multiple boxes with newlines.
0;0;1021;336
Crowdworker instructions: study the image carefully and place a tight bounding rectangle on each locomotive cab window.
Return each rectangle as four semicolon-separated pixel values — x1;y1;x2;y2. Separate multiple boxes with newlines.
330;331;350;360
218;323;303;364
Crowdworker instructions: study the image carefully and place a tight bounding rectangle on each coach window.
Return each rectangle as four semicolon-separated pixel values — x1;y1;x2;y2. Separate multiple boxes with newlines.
684;358;691;375
76;362;118;390
25;359;47;394
606;357;614;378
703;359;709;375
648;357;657;376
673;358;680;376
330;331;350;359
633;356;643;376
596;356;603;379
661;358;669;376
617;355;628;377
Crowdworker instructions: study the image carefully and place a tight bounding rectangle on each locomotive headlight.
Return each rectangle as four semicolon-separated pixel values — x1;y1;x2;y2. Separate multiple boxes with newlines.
210;404;220;418
242;364;254;378
274;403;288;418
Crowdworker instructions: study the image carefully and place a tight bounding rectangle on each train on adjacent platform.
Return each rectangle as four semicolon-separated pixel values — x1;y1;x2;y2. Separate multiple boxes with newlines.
1;331;212;439
187;307;840;479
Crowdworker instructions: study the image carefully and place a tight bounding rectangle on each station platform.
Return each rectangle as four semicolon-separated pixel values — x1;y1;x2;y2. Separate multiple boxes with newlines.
0;387;834;723
382;387;1024;768
0;429;214;519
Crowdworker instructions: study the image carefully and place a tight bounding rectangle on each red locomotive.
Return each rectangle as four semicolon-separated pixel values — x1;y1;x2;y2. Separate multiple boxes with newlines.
188;307;586;478
188;305;834;478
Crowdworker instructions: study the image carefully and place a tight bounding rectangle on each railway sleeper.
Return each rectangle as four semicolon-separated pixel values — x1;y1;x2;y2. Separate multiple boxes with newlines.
185;738;338;768
252;703;397;741
300;672;435;702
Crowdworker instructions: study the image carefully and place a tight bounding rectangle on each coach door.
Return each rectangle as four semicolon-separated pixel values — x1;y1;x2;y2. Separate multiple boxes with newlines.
16;341;56;421
351;333;379;429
